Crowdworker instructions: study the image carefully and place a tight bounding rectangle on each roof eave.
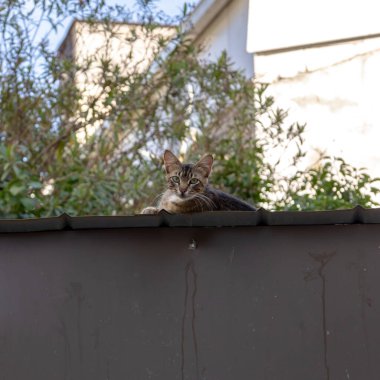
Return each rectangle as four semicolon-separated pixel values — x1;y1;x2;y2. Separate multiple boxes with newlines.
182;0;232;38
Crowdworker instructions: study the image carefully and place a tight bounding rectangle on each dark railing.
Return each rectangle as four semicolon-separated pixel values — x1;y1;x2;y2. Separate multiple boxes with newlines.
0;208;379;379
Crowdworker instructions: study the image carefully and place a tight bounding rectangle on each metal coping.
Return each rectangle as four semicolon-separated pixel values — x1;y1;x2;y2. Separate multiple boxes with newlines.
0;206;379;233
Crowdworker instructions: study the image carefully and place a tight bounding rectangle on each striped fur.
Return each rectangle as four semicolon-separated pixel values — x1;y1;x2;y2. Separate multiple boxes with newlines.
141;150;256;214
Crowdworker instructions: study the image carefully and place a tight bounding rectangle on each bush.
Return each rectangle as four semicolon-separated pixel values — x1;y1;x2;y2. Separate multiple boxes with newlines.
0;0;378;217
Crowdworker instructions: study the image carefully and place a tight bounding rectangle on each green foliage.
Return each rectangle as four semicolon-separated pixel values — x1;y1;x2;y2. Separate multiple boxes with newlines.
0;0;378;218
277;158;380;211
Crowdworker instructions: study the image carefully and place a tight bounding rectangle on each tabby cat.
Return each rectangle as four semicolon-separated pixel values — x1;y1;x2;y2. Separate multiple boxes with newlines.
141;150;256;214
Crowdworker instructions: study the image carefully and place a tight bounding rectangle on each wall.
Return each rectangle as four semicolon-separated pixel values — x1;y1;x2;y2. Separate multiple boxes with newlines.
1;211;380;379
247;0;380;181
58;21;175;142
248;0;380;53
195;0;253;77
254;36;380;178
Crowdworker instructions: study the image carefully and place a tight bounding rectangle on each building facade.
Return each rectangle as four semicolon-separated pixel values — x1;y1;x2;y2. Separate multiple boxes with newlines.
59;0;380;182
191;0;380;179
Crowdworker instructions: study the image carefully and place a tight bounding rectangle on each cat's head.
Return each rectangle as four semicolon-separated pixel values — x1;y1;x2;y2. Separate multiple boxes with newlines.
163;150;213;200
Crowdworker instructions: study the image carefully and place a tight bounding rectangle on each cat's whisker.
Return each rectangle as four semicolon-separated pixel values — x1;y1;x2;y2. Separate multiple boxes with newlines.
194;193;215;210
152;192;164;205
195;196;209;211
193;194;206;209
194;195;208;210
192;197;202;212
195;196;206;212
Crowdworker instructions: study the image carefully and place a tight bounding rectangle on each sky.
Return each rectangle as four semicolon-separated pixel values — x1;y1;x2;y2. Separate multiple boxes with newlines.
127;0;190;17
24;0;193;50
47;0;193;51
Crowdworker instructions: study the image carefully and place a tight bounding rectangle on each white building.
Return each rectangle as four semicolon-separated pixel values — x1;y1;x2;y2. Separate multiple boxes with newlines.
58;20;175;101
59;0;380;179
189;0;380;179
184;0;253;77
59;20;175;140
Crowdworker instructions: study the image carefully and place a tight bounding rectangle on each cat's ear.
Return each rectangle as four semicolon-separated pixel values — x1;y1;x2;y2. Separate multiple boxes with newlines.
195;154;213;178
163;150;181;173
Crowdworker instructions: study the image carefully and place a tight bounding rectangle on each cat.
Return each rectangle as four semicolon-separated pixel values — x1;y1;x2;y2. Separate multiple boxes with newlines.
141;150;256;214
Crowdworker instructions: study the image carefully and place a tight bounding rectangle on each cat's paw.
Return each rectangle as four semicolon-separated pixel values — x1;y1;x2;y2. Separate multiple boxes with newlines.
141;207;160;215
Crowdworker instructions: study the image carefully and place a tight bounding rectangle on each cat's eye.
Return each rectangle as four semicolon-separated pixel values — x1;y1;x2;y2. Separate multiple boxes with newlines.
171;176;180;183
189;178;199;185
